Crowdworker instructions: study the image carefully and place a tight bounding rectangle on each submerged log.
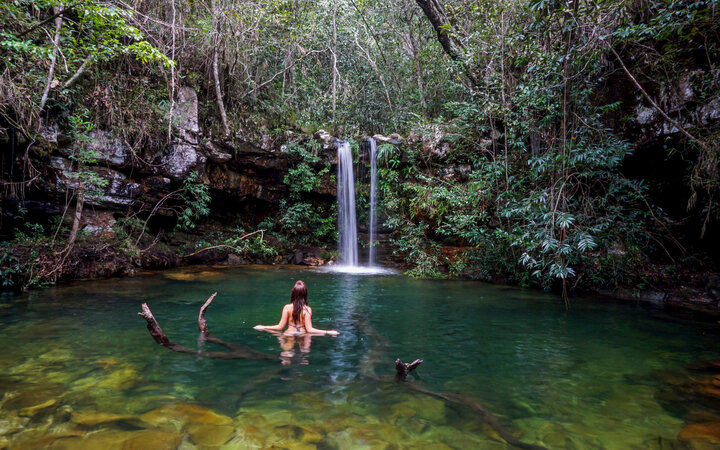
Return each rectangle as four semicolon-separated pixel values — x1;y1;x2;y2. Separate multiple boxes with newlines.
138;294;275;361
140;294;545;449
196;292;276;360
395;358;423;381
394;357;546;450
197;292;217;335
138;303;171;346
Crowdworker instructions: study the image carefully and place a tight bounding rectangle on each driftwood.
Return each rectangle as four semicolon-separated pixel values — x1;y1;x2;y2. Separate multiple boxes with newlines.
395;358;423;381
140;294;545;449
196;293;275;359
392;358;546;450
138;293;275;361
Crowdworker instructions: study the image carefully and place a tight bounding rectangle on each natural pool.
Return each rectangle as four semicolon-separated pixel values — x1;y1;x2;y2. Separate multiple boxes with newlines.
0;265;718;449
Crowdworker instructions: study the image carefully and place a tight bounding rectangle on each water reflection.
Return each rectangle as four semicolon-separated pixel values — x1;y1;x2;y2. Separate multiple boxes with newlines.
327;275;361;382
278;334;312;365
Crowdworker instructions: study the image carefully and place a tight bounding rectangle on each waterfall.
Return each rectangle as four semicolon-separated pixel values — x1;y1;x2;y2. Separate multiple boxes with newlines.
368;138;378;266
337;140;358;266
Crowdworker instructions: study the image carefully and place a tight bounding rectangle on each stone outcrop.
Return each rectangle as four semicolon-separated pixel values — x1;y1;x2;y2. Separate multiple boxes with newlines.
155;86;204;180
202;141;232;164
155;142;206;180
49;156;143;208
407;125;457;159
84;130;132;168
373;133;405;145
630;71;720;141
315;129;338;150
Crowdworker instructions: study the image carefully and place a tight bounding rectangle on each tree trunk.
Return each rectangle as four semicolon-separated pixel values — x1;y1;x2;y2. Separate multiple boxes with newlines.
66;183;84;252
210;0;230;137
39;6;64;111
414;0;478;86
414;0;459;59
331;0;338;128
404;6;427;109
354;33;394;116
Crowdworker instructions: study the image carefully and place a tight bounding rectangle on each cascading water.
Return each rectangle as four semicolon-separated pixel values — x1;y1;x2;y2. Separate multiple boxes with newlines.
368;138;378;266
337;140;358;266
328;138;392;275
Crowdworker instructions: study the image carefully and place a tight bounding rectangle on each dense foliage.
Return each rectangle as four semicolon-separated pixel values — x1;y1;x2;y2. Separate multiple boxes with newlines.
1;0;719;294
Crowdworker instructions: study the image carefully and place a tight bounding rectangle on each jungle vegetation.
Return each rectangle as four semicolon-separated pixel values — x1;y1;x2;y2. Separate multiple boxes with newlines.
1;0;719;295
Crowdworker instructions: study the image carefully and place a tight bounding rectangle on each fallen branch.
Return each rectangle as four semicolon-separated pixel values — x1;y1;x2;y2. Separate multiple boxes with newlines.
363;307;544;448
196;293;275;359
610;46;711;154
197;292;217;335
138;294;275;361
181;230;265;258
394;358;423;381
402;378;546;450
140;295;546;449
394;357;545;449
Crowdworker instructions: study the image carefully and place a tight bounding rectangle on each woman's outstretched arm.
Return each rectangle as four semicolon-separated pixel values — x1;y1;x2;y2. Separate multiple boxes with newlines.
304;309;339;336
254;305;289;332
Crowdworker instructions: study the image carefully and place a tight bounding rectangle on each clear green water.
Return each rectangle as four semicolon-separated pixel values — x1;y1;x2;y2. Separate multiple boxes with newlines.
0;266;718;449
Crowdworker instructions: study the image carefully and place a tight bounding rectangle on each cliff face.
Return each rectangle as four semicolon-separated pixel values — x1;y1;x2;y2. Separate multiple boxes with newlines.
0;86;354;290
1;86;343;241
608;68;720;256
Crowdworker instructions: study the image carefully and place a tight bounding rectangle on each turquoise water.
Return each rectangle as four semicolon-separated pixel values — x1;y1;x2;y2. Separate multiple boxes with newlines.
0;266;718;448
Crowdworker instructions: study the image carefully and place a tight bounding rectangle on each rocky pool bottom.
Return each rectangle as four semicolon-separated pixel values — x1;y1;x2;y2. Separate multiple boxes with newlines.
0;266;719;449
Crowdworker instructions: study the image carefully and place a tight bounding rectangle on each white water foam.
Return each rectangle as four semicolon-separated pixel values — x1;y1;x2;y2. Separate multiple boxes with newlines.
320;264;396;275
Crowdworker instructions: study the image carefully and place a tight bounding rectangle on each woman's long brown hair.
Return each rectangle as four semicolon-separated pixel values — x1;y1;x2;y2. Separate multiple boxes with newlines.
290;280;308;323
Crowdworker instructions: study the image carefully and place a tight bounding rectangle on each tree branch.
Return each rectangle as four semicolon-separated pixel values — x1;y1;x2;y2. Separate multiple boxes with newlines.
251;49;328;95
609;46;711;154
181;230;265;258
138;295;276;361
39;6;64;111
15;2;80;38
61;55;93;90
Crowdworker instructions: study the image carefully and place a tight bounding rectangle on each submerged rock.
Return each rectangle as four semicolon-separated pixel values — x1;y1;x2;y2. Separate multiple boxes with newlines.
186;423;235;446
0;414;30;436
70;411;136;427
271;424;322;445
399;395;446;423
678;422;720;445
139;403;232;430
34;429;184;450
2;387;63;413
9;429;86;450
226;423;267;447
96;367;142;391
18;398;57;417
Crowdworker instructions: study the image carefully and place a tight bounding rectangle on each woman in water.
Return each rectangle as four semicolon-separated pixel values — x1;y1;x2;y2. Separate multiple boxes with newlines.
253;280;339;336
